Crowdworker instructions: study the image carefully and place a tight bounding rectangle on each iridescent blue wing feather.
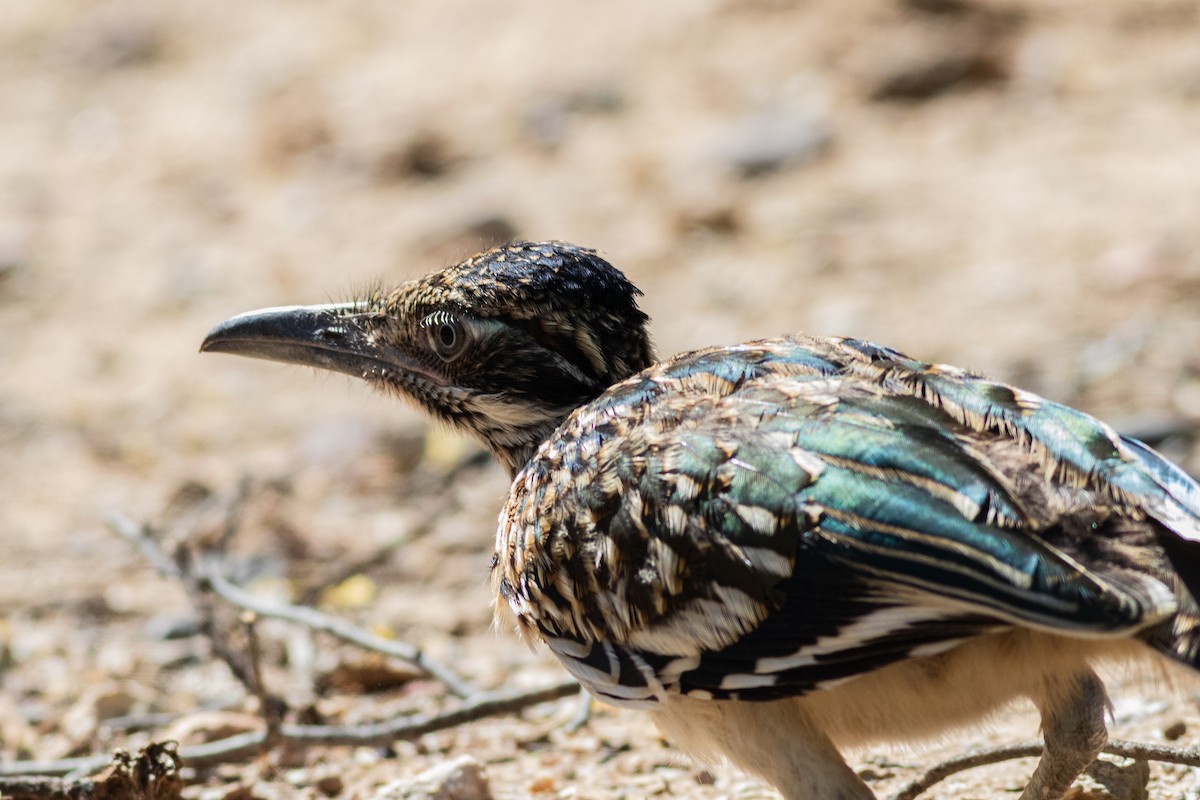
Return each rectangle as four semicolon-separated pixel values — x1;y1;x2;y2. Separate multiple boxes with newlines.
498;335;1189;706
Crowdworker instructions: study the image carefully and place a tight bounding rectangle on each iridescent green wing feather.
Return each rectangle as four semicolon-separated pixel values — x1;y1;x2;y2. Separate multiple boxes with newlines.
505;337;1186;704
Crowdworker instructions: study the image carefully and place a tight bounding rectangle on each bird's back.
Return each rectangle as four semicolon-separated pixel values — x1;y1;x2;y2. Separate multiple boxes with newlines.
494;334;1200;709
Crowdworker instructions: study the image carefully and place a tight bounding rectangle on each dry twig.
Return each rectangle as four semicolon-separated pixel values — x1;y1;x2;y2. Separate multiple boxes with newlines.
239;611;284;748
890;737;1200;800
0;680;580;778
107;511;474;697
41;500;582;780
202;563;475;698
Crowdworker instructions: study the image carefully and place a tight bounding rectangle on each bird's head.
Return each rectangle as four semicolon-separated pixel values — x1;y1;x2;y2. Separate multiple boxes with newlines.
201;241;656;474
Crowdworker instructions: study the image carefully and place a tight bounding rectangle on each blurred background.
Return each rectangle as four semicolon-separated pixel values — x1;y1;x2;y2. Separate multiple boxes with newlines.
3;0;1200;797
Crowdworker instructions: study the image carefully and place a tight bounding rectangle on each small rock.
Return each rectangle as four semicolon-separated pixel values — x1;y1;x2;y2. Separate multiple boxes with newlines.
316;654;423;695
524;102;570;151
713;105;832;179
1063;756;1150;800
0;225;29;293
870;49;1007;101
376;756;492;800
902;0;975;15
374;132;460;183
1163;720;1188;740
144;613;200;641
868;7;1023;102
676;204;741;237
527;773;556;793
0;257;20;290
58;7;166;70
524;86;625;150
221;786;259;800
315;774;345;797
564;86;625;115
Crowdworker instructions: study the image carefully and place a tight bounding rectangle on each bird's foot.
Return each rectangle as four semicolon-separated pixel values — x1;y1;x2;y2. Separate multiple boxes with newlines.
1019;670;1109;800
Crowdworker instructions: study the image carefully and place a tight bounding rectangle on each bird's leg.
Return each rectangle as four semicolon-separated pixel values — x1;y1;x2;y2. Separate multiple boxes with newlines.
1019;669;1109;800
564;687;594;732
653;697;876;800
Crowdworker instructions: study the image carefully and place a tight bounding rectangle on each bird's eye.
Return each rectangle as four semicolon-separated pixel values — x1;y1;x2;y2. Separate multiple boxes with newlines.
425;315;470;361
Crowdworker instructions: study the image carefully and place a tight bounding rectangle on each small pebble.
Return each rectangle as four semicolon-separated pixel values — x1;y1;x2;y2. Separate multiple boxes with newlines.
221;786;258;800
374;132;460;183
145;614;200;641
870;50;1007;101
528;774;556;793
524;86;625;150
315;774;345;797
1070;755;1150;800
712;106;832;179
376;756;492;800
1162;720;1188;740
59;8;166;70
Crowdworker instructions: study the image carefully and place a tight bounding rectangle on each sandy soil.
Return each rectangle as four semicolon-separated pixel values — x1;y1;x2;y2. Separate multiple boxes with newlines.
3;0;1200;797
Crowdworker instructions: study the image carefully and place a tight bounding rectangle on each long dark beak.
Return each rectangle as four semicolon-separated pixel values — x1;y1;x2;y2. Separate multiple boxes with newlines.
201;303;392;380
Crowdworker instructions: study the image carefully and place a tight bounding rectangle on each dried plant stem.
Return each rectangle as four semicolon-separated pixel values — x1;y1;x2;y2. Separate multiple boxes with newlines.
890;738;1200;800
0;680;580;778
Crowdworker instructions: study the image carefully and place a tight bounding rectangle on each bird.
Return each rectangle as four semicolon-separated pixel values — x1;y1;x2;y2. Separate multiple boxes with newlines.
202;241;1200;800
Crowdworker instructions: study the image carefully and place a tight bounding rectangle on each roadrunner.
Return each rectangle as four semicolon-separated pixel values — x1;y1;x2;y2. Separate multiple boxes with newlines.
203;241;1200;800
